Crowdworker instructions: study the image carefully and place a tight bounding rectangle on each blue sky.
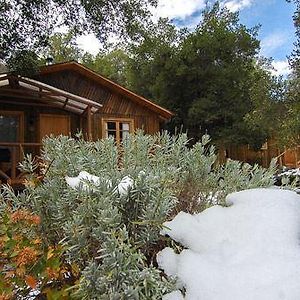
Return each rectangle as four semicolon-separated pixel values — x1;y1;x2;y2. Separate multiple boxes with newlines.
79;0;296;75
239;0;295;60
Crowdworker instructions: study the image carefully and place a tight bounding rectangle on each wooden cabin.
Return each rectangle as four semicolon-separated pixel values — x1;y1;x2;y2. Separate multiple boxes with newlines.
0;61;173;185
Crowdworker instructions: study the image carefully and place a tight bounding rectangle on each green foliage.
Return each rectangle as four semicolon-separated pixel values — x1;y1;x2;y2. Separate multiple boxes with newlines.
244;61;287;149
43;31;84;64
127;4;271;147
280;1;300;146
76;228;173;300
83;49;131;85
0;0;157;61
7;50;40;76
128;18;184;100
287;0;300;76
6;132;276;298
277;77;300;146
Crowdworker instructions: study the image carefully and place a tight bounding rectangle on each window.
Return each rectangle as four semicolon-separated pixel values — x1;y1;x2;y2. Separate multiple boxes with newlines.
102;119;134;143
0;111;23;142
0;111;24;171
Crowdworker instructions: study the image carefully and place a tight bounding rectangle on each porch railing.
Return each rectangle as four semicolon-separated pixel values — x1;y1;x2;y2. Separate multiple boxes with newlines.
0;142;42;185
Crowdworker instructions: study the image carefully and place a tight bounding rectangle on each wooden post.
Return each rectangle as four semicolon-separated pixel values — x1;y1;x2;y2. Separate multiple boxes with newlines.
87;105;92;141
11;146;16;180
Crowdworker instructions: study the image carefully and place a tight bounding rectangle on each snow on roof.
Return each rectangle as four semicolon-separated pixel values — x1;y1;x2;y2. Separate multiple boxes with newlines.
158;188;300;300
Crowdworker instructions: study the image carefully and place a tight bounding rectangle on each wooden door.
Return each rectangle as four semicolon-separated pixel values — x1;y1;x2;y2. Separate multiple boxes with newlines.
39;114;70;141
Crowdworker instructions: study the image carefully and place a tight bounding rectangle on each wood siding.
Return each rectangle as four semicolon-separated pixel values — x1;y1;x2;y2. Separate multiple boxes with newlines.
36;70;161;137
39;114;71;141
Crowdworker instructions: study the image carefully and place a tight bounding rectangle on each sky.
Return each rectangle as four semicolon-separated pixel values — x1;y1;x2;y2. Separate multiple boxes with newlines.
77;0;296;76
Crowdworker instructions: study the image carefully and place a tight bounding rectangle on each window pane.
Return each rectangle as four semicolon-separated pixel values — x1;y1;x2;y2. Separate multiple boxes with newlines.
0;115;20;142
120;122;130;131
107;122;116;130
121;131;130;140
107;130;117;139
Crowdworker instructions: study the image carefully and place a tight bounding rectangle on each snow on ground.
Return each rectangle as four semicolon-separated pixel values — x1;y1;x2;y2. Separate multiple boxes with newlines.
158;188;300;300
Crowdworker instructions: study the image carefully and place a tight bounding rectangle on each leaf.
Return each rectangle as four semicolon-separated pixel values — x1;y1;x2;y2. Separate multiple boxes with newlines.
9;251;19;258
15;266;26;277
25;275;38;289
47;257;60;269
47;248;54;260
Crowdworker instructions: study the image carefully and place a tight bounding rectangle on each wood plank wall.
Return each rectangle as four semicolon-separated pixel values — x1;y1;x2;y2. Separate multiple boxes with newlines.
36;71;161;137
225;143;300;168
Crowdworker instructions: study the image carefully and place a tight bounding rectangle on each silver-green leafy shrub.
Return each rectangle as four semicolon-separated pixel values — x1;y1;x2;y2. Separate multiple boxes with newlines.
3;131;276;299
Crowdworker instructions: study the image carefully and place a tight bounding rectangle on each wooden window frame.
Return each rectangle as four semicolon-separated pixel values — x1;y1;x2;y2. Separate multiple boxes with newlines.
0;110;24;143
101;118;134;143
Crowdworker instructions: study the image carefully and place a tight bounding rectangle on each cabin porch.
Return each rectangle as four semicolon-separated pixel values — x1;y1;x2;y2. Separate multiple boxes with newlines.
0;74;101;186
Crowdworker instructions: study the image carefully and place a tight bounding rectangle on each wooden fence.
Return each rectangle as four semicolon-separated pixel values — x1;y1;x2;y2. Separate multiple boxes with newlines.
223;142;300;168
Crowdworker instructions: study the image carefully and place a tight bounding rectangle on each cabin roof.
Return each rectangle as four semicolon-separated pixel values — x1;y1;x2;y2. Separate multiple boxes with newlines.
0;73;102;114
39;61;174;120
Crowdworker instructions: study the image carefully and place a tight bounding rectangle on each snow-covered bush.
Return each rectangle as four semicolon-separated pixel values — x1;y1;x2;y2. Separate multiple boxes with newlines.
158;188;300;300
2;131;277;298
275;167;300;191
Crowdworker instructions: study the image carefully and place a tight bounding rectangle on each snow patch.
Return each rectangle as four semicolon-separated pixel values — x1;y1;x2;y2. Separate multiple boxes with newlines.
117;176;134;196
65;171;133;196
278;167;300;177
158;188;300;300
65;171;101;190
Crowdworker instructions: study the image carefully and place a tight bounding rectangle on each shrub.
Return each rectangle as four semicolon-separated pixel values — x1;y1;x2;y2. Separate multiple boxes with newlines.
1;132;276;298
0;206;76;299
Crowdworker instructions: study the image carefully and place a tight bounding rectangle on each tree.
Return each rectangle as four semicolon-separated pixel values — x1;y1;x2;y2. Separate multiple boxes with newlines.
287;0;300;75
244;59;286;149
128;4;269;148
6;50;41;76
83;49;131;86
276;75;300;146
43;31;84;63
180;4;262;145
128;18;183;96
0;0;157;62
277;1;300;146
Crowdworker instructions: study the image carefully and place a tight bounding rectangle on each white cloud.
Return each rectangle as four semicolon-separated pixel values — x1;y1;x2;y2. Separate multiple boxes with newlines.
223;0;253;12
271;60;291;76
260;32;288;57
153;0;206;20
153;0;253;21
